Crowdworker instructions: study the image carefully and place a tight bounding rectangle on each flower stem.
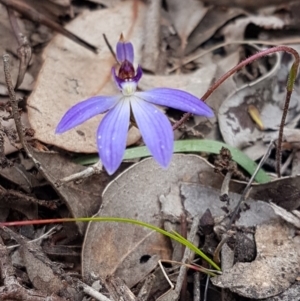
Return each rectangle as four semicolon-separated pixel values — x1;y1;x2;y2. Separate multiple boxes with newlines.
173;46;299;178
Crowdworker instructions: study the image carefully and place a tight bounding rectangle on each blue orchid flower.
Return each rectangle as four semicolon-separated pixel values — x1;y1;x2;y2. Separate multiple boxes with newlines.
56;38;214;175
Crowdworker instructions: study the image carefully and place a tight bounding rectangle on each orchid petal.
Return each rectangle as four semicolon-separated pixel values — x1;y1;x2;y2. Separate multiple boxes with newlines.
97;99;130;175
112;67;122;90
135;88;214;117
116;41;134;64
131;97;173;167
133;65;143;83
56;96;120;133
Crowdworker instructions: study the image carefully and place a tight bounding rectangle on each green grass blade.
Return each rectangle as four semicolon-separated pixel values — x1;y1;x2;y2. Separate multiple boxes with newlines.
76;216;221;271
75;139;270;183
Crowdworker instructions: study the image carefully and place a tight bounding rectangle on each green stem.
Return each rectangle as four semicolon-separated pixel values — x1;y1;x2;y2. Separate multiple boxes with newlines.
0;216;221;271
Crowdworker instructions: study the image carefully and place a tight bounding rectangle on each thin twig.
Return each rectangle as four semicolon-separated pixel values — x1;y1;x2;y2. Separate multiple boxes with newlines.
80;280;112;301
193;272;201;301
7;226;59;249
56;160;103;185
203;274;210;301
3;54;42;170
213;231;234;264
277;89;293;177
7;7;32;89
158;260;174;290
157;216;203;300
227;140;274;229
3;54;24;145
220;171;232;202
103;33;118;64
280;152;293;175
3;54;59;192
180;213;188;301
174;215;201;295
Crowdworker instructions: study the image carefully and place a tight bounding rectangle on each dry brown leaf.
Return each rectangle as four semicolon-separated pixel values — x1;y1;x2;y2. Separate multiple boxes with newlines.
249;176;300;211
166;0;208;48
82;154;210;288
197;163;300;212
3;228;79;300
222;15;285;43
218;53;300;151
261;282;300;301
31;150;111;234
140;66;217;99
21;246;67;296
212;221;299;299
279;1;300;30
0;188;38;220
28;1;146;153
0;164;37;192
181;183;279;228
209;52;240;109
185;6;245;54
219;77;273;149
269;202;300;229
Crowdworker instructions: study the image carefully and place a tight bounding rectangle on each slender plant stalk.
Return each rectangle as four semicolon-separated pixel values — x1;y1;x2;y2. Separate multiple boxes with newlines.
173;46;299;178
0;217;221;271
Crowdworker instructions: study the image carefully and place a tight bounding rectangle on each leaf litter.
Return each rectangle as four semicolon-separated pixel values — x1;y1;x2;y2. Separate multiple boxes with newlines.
82;155;205;288
1;0;300;300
